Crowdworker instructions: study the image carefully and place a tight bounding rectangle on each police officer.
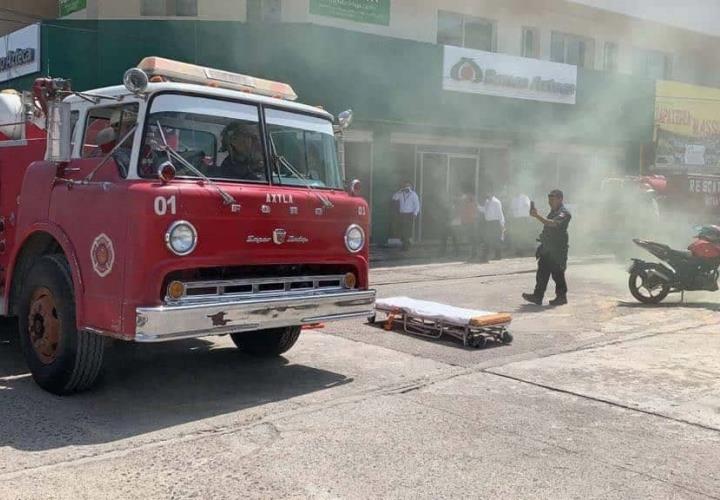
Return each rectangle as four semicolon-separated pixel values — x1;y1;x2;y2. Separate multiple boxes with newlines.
522;189;572;306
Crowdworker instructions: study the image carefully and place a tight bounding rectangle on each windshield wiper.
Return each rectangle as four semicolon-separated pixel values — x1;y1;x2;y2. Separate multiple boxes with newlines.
85;124;137;182
269;137;333;209
154;121;238;207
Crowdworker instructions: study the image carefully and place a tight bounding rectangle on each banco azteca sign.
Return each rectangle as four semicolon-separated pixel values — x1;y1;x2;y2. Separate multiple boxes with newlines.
0;48;35;72
443;45;578;105
0;24;41;83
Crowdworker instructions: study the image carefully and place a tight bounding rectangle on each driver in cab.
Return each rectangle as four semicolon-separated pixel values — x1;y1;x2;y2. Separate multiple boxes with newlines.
94;108;137;177
218;122;266;181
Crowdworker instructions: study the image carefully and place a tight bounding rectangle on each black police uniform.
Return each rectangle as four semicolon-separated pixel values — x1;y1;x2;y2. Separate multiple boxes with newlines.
533;205;572;300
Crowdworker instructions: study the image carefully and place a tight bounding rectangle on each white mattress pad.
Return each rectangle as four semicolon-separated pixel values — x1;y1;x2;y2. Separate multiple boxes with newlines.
375;296;512;328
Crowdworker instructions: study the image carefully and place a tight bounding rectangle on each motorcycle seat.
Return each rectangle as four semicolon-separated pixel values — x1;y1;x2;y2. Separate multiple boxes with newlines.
668;248;692;259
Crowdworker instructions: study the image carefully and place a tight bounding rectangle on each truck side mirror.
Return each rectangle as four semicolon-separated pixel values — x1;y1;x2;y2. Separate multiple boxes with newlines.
45;101;72;163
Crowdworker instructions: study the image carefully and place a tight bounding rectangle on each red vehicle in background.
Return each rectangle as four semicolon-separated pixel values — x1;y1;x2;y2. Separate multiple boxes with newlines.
0;57;375;394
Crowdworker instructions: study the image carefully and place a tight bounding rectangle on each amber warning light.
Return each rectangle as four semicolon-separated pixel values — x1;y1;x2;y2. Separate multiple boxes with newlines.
136;57;298;101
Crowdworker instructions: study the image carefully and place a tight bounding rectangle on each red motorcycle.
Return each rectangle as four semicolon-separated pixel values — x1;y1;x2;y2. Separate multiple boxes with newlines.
628;225;720;304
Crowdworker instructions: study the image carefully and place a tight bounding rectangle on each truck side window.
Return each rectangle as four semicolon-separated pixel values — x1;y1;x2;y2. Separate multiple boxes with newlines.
69;110;79;153
82;103;139;177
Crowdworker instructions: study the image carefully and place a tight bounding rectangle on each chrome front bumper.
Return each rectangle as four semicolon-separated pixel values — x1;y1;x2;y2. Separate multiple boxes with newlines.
134;289;376;342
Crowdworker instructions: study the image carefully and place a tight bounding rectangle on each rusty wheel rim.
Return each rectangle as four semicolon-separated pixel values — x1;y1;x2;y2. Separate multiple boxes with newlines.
28;287;61;364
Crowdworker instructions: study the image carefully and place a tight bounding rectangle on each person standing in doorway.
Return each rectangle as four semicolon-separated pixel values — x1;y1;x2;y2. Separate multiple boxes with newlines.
392;181;421;251
522;189;572;306
480;190;505;261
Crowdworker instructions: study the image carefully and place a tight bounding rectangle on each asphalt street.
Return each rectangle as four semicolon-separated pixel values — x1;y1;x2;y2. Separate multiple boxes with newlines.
1;256;719;499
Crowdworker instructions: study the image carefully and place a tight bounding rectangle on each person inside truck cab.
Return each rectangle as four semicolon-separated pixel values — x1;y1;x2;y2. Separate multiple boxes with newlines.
218;121;266;181
91;109;137;176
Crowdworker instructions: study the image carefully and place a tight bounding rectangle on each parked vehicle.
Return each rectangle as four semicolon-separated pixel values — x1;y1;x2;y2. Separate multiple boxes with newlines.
627;225;720;303
0;57;375;394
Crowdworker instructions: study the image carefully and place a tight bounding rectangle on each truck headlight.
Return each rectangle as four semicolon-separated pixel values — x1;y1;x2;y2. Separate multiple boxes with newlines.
345;224;365;253
165;220;198;256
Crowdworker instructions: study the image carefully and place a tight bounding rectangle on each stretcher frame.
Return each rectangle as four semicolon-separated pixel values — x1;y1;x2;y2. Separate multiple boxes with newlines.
372;305;513;349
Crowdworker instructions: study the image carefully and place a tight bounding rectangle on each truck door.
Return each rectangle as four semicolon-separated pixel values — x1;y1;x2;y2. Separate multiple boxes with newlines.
48;102;139;333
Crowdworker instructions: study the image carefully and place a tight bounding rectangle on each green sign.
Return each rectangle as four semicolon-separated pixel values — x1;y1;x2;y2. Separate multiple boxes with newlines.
310;0;391;26
59;0;87;17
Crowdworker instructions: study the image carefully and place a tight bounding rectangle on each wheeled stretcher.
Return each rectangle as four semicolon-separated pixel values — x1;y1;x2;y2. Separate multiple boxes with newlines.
372;297;513;348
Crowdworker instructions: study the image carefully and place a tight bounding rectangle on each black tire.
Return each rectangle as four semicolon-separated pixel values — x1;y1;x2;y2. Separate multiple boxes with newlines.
628;268;671;304
17;254;104;395
502;331;513;344
230;326;301;357
367;314;377;324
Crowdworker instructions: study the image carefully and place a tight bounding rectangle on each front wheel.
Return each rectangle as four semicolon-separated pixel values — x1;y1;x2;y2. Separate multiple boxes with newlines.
230;326;301;357
17;255;105;395
628;267;671;304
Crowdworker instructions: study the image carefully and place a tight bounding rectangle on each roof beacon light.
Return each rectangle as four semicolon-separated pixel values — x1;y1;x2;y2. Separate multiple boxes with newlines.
136;57;298;101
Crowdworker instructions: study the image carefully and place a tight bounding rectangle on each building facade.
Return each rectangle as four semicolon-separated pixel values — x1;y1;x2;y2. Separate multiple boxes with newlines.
3;0;718;242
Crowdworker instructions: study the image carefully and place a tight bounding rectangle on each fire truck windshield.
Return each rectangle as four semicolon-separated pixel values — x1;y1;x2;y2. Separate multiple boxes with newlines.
265;108;343;190
140;94;266;182
138;93;342;190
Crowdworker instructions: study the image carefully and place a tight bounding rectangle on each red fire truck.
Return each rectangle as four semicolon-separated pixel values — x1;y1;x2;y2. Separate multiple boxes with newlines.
0;57;375;394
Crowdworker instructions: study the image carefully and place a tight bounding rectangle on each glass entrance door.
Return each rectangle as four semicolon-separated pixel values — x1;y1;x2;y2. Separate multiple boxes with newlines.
419;153;448;241
419;152;479;242
449;156;479;198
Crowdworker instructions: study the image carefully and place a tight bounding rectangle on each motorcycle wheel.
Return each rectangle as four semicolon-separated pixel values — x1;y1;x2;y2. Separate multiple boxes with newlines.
628;268;671;304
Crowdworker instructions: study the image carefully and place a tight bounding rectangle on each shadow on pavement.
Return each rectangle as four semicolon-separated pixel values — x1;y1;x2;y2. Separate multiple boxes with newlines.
513;303;547;313
617;300;720;311
0;326;351;452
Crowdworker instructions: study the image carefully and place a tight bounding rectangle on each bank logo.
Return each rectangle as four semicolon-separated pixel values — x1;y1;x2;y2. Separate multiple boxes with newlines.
450;57;483;83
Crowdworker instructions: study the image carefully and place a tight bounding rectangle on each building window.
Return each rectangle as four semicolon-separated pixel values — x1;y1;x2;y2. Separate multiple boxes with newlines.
633;49;672;80
141;0;164;16
603;42;618;72
176;0;198;16
522;27;539;58
437;11;496;52
247;0;282;22
141;0;197;17
550;32;595;68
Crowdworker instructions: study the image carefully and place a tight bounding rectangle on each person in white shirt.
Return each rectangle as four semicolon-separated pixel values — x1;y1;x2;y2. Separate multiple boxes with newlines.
480;191;505;261
392;182;421;251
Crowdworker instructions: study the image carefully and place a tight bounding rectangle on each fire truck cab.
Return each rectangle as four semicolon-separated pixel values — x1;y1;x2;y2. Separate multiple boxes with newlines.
0;57;375;394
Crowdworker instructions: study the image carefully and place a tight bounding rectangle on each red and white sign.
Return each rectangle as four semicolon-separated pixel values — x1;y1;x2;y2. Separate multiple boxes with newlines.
443;45;578;104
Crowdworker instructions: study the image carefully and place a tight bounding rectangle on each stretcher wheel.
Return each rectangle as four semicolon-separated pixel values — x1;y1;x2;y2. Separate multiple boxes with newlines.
367;314;377;324
501;331;513;344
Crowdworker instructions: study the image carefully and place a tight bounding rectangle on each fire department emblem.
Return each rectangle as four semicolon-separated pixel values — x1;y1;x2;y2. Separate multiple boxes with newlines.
273;228;287;245
91;233;115;278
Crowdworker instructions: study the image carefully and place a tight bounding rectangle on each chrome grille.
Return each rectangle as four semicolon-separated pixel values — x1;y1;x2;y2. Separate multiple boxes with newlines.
166;275;349;304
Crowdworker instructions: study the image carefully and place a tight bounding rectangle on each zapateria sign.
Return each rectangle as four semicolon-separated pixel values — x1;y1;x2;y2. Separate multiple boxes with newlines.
442;45;578;105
